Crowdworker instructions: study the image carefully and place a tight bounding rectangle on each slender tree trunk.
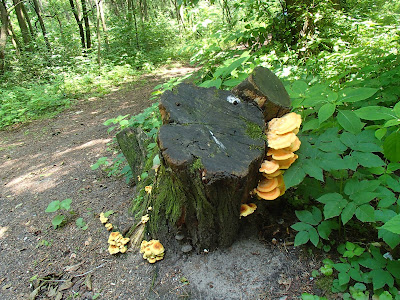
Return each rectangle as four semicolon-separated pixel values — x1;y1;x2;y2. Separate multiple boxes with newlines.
0;0;7;73
12;0;32;50
81;0;91;49
127;0;139;49
95;0;101;67
69;0;86;49
32;0;51;53
98;0;108;49
21;2;35;37
3;0;21;55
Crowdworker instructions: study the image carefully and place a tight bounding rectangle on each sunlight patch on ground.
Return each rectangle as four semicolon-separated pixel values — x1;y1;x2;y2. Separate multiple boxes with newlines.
54;138;111;158
0;226;8;239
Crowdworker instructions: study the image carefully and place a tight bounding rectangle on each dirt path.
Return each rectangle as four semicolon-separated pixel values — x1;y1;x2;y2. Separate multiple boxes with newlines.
0;65;317;300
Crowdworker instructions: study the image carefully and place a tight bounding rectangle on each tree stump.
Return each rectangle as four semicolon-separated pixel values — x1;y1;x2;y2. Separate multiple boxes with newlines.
148;83;266;251
232;66;291;122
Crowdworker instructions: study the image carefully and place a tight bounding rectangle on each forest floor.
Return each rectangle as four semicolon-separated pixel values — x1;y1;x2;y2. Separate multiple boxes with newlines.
0;64;322;300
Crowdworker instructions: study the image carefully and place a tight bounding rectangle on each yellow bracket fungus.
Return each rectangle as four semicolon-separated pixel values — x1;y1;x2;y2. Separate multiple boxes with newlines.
140;240;165;263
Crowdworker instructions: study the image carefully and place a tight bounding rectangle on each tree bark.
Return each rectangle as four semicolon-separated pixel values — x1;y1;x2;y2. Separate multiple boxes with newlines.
81;0;91;49
32;0;51;53
0;0;7;74
12;0;32;50
98;0;108;49
95;0;101;66
21;1;35;37
232;66;291;122
69;0;86;49
148;83;266;251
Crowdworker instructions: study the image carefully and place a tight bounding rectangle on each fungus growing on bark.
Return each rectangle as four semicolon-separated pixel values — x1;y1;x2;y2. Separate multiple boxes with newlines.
105;223;113;231
254;187;281;200
140;240;165;263
262;169;282;179
256;177;279;193
267;132;297;149
259;160;280;174
240;203;257;218
268;112;302;135
277;154;298;169
267;148;295;161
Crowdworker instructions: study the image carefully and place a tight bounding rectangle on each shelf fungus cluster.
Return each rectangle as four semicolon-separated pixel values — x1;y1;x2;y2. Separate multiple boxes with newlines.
108;232;130;254
99;212;113;231
255;112;302;201
140;240;165;263
240;203;257;218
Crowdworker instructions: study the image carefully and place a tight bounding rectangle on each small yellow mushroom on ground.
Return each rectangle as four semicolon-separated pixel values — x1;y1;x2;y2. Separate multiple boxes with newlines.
108;231;130;255
140;240;165;263
105;223;113;231
99;212;108;224
141;214;150;224
145;186;152;194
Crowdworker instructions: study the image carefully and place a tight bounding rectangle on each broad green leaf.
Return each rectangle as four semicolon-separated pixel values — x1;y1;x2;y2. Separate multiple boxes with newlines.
375;128;387;140
289;81;308;98
354;106;395;120
378;229;400;249
295;210;319;225
291;222;313;231
46;200;61;213
351;151;385;168
350;192;377;205
341;202;356;225
283;164;306;188
369;269;394;290
358;256;385;269
355;204;375;222
60;198;72;211
384;119;400;128
294;230;310;246
309;227;319;246
380;214;400;234
337;110;364;134
383;132;400;162
387;260;400;279
394;101;400;117
199;78;222;88
348;268;363;282
301;161;324;181
318;103;336;124
104;210;114;217
338;87;378;103
324;197;348;219
338;271;351;286
317;220;338;240
302;119;319;131
52;215;65;228
317;193;344;204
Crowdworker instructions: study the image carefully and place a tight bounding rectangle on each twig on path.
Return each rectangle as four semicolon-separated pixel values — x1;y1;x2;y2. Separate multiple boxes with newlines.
75;261;110;277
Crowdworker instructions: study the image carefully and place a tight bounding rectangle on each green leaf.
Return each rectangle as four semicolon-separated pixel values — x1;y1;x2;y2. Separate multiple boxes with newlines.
289;81;308;98
52;215;65;228
317;220;338;240
76;218;88;230
341;202;357;225
104;210;114;217
309;227;319;247
387;260;400;279
338;271;351;286
338;87;378;103
283;164;306;188
394;101;400;117
294;230;310;246
369;269;394;290
378;229;400;249
302;119;319;131
318;103;336;124
324;198;348;219
355;204;375;222
317;193;344;204
375;128;387;140
383;132;400;163
350;192;377;205
380;214;400;234
354;106;395;120
60;198;72;211
291;222;313;231
337;110;364;134
351;152;385;168
295;210;319;225
46;200;61;213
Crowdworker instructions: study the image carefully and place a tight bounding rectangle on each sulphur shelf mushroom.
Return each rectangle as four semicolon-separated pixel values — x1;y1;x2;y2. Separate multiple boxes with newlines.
240;203;257;218
99;212;108;224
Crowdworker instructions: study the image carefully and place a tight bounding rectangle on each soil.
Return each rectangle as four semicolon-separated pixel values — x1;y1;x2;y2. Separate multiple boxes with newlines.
0;64;320;300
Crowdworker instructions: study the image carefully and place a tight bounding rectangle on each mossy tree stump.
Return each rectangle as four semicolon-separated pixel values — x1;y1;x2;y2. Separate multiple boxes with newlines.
148;83;266;251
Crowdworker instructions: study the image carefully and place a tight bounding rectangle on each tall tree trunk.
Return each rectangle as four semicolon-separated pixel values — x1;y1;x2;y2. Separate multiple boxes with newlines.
98;0;108;49
21;2;35;37
69;0;86;49
32;0;51;53
3;0;21;55
0;0;7;74
127;0;139;49
95;0;101;67
81;0;91;49
12;0;32;50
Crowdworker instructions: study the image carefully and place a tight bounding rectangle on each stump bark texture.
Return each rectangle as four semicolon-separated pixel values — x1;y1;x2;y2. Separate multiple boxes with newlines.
232;66;291;121
151;83;266;251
